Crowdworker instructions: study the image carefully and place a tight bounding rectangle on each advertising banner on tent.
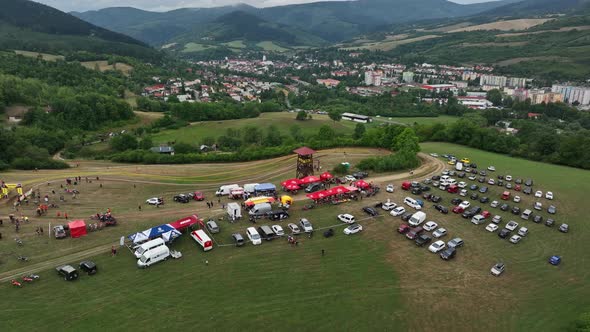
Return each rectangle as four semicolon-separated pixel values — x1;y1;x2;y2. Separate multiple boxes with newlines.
128;224;182;244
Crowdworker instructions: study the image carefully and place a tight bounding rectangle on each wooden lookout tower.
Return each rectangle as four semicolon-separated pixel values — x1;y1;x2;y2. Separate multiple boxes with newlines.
293;146;316;179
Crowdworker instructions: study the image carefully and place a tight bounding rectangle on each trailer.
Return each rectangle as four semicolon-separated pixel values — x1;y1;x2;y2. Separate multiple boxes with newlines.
226;202;242;221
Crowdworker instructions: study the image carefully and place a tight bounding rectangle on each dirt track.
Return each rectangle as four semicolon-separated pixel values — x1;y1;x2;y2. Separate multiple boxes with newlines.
0;152;445;282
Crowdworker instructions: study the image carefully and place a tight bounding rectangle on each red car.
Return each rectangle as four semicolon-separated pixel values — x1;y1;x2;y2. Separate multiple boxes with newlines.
447;185;459;194
192;192;205;201
482;210;491;218
398;224;411;234
452;206;464;214
501;191;510;200
514;185;522;192
401;181;411;190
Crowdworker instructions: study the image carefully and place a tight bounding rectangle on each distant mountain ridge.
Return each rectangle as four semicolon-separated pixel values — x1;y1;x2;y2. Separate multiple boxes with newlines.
479;0;590;16
72;0;518;46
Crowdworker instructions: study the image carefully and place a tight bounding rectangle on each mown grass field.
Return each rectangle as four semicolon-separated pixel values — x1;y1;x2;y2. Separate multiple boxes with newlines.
151;112;363;144
375;115;459;126
0;142;588;331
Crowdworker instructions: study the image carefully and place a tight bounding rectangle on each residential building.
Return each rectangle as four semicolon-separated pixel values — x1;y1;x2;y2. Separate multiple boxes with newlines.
480;75;507;87
316;78;341;88
529;90;564;105
402;71;415;83
551;84;590;105
364;70;383;86
507;77;527;88
513;88;530;102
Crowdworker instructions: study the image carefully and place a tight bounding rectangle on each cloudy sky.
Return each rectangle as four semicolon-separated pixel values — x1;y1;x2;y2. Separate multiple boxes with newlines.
36;0;501;12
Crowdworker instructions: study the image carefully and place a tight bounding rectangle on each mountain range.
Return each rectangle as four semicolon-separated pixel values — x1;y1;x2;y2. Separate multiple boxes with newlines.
73;0;521;46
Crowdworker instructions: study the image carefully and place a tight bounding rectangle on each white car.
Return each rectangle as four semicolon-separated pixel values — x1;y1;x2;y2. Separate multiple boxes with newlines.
490;200;499;208
505;175;512;182
509;235;522;244
287;223;301;234
534;202;542;210
513;196;521;203
246;227;262;245
299;218;313;233
459;189;468;197
386;184;395;193
433;228;447;238
271;225;285;236
146;197;163;205
518;227;528;237
492;215;502;224
459;201;471;210
488;166;496;171
344;175;356;182
486;223;499;232
428;240;446;253
390;206;406;217
545;191;554;200
491;262;505;276
442;170;450;175
430;153;439;157
381;202;397;211
423;221;438;231
468;175;477;181
535;190;543;198
505;220;519;231
458;181;467;188
344;223;363;235
338;214;356;224
488;179;495;185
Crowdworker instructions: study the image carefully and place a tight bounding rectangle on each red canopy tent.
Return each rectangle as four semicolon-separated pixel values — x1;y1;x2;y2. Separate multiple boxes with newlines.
68;220;87;238
300;175;322;184
354;180;370;189
331;186;350;194
281;178;301;187
169;214;200;231
285;183;300;190
320;172;334;181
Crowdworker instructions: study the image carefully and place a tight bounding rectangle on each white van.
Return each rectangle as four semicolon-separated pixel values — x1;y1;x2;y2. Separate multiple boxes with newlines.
249;202;272;217
440;175;450;185
246;227;262;245
134;238;165;258
215;184;240;196
409;211;426;226
190;229;213;251
243;183;259;194
137;245;170;268
404;197;422;210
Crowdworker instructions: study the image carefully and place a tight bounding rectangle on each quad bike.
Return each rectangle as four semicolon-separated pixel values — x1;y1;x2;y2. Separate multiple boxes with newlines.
22;276;33;283
11;280;22;288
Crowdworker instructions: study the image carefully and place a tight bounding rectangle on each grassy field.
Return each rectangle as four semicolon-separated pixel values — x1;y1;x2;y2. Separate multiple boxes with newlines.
374;115;459;126
13;50;64;61
182;42;215;53
0;142;589;331
256;41;289;52
151;112;362;144
222;40;247;49
80;61;134;76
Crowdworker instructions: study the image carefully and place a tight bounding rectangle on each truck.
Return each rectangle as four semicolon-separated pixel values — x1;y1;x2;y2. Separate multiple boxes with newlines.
215;184;240;196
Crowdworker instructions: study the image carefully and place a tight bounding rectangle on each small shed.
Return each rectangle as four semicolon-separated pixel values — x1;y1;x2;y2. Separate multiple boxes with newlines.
226;202;242;220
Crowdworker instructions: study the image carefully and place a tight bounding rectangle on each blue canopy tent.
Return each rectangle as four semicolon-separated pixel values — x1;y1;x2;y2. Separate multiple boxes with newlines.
128;224;182;245
254;183;277;196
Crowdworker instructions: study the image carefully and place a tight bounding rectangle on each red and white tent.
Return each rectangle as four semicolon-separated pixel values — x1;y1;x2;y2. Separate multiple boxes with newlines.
169;214;200;230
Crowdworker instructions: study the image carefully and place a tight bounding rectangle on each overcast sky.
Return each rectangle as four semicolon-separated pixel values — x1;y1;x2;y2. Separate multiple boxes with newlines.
36;0;501;12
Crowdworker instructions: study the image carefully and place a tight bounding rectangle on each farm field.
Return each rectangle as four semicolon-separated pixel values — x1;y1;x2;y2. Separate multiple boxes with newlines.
0;143;588;331
13;50;64;61
374;115;458;126
80;60;133;76
256;41;290;52
151;112;363;144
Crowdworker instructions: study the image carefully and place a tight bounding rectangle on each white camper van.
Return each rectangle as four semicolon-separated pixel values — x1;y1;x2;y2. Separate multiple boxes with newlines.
137;244;170;268
243;183;259;194
455;162;464;171
190;229;213;251
133;238;165;258
215;184;240;196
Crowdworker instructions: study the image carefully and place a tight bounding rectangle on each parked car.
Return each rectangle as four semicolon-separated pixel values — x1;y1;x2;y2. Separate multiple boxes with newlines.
534;202;543;211
533;215;543;224
471;214;486;225
509;235;522;244
479;186;488;193
271;225;285;236
146;197;163;205
500;203;510;211
423;221;438;231
486;223;499;232
505;183;512;189
534;190;543;198
545;191;554;200
459;189;468;197
548;205;557;214
458;181;467;188
545;218;555;227
513;196;521;203
434;204;448;214
462;206;481;219
401;212;413;222
406;227;424;240
480;197;489;204
549;255;562;266
447;238;464;248
353;171;368;179
428;240;446;253
491;262;505;276
488;179;496;185
398;223;411;234
390;206;406;217
459;201;471;209
232;233;245;246
488;166;496;171
523;187;532;195
386;184;395;193
363;207;379;216
173;194;190;203
511;206;521;215
505;221;519;231
299;218;313;233
470;184;479;191
56;265;79;281
344;223;363;235
192;191;205;201
338;214;356;224
53;225;67;239
206;220;220;233
498;229;511;239
490;200;499;208
431;196;442;203
433;228;447;238
514;178;522;184
440;247;456;260
559;224;569;233
415;234;432;246
287;223;301;234
79;261;98;275
525;179;534;187
344;175;357;182
514;184;522;192
451;198;462;205
452;206;464;214
492;215;502;224
468;175;477;181
518;227;528;237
